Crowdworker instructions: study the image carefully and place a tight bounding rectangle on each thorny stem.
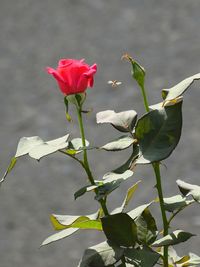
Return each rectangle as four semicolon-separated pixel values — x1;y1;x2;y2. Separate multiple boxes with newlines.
140;84;168;267
61;149;109;216
76;105;109;216
153;163;168;267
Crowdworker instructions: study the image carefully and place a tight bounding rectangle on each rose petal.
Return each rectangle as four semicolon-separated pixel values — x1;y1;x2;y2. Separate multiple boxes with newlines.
46;67;65;83
88;77;94;87
58;59;73;67
77;74;89;93
83;64;97;78
46;59;97;95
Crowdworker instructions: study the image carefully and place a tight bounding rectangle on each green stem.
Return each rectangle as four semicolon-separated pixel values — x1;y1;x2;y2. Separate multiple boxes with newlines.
76;105;109;216
76;107;94;185
168;207;183;227
168;200;194;226
60;150;85;167
153;163;168;267
140;84;168;267
141;85;150;112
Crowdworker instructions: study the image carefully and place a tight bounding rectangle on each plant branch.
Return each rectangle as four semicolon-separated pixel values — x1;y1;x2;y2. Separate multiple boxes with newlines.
139;81;168;267
59;150;85;167
76;105;109;216
140;85;150;112
168;200;194;226
153;163;168;267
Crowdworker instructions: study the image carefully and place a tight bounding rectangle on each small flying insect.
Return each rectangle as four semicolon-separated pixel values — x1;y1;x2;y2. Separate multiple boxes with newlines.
107;80;122;87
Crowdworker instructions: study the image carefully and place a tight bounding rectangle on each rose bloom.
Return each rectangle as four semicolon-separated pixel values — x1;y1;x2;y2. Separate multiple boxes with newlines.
47;59;97;95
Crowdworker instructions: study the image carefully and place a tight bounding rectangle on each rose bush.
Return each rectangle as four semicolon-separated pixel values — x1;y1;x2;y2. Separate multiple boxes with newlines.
47;58;97;95
2;56;200;267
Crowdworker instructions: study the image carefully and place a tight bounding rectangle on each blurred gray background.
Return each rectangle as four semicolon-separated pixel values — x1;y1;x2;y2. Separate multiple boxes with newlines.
0;0;200;266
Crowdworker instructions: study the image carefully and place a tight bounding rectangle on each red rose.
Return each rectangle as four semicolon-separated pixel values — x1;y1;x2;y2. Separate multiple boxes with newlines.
46;59;97;95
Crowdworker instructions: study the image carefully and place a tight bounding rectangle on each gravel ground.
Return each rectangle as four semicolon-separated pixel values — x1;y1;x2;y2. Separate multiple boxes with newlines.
0;0;200;266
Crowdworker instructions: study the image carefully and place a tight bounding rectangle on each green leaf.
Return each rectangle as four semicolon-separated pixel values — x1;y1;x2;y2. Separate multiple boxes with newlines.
101;213;137;247
41;228;78;246
30;135;70;160
74;184;98;200
149;102;163;111
96;110;137;132
162;73;200;101
124;247;160;267
74;170;134;201
178;252;200;266
15;136;44;157
112;181;141;214
176;179;200;203
66;138;89;154
102;170;133;182
135;101;182;164
163;194;193;212
128;202;153;220
167;247;200;266
95;180;125;201
152;230;195;247
167;246;182;264
1;134;67;184
113;145;139;174
15;134;69;160
149;96;183;111
51;211;102;231
95;170;134;201
101;136;134;151
0;157;17;185
135;208;158;245
175;256;191;266
73;220;102;231
78;241;124;267
70;138;89;150
122;181;141;209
